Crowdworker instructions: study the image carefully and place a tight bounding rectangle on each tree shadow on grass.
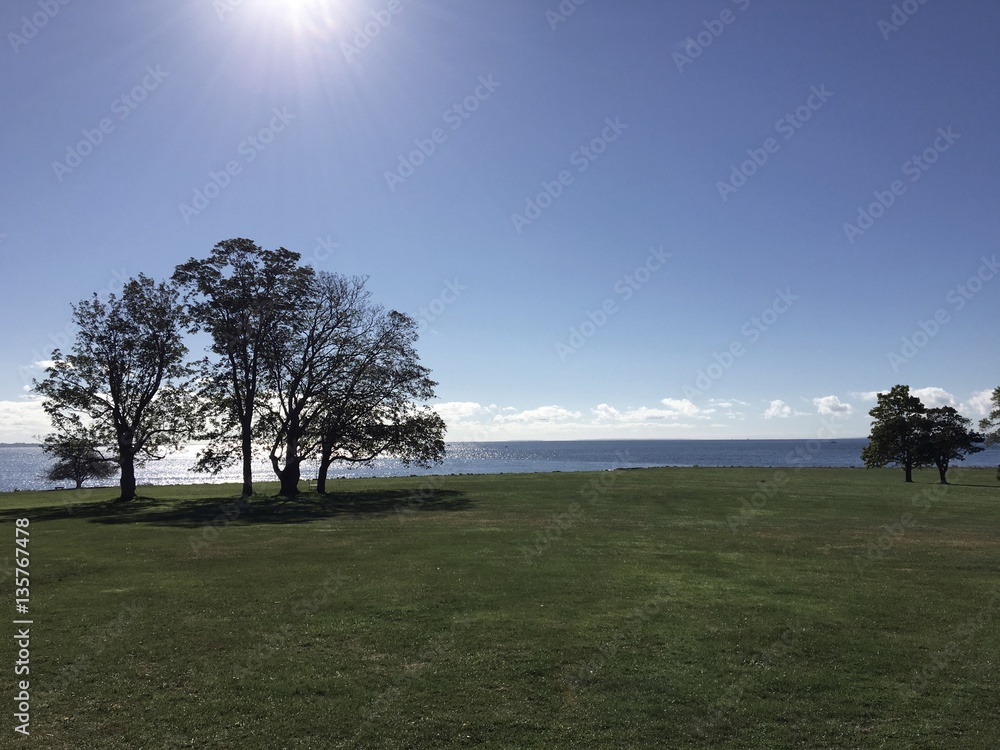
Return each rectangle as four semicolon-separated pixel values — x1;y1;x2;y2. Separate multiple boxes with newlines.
0;488;472;528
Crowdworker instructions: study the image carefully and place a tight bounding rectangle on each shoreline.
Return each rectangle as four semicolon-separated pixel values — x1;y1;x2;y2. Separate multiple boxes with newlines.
3;463;995;499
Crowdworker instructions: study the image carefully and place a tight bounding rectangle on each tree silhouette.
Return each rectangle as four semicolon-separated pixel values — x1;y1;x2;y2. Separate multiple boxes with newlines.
34;276;194;501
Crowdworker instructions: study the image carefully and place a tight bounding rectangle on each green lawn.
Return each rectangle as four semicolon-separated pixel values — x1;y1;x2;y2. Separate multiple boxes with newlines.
1;466;999;749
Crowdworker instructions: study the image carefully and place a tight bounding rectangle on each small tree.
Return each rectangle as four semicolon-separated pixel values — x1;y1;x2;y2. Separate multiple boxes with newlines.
34;275;195;501
861;385;929;482
924;406;984;484
42;436;117;489
978;387;1000;446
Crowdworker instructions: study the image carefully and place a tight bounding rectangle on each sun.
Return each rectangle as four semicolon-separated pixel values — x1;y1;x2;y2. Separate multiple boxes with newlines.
264;0;345;37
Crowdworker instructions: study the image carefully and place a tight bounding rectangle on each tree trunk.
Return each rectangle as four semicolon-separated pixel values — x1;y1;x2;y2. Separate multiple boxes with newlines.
937;464;948;484
904;463;913;483
278;461;301;497
275;427;303;497
316;448;332;494
119;454;137;501
75;478;83;489
240;429;254;498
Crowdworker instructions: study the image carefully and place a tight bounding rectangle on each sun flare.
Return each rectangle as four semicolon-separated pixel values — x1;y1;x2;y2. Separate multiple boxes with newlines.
255;0;346;38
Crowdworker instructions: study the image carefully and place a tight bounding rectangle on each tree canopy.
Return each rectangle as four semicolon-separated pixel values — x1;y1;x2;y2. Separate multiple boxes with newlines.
979;387;1000;446
861;385;929;483
862;385;984;483
256;272;445;495
34;275;195;501
35;239;447;500
172;239;314;497
924;406;984;484
172;239;445;497
42;435;118;489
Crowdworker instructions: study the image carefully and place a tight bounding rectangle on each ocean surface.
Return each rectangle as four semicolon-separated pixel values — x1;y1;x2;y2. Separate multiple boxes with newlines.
3;439;1000;493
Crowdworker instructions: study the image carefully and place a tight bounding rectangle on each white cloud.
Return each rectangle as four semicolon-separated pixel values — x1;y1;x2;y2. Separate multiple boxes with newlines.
660;398;714;419
432;395;828;439
434;402;584;440
433;401;497;421
592;403;702;428
852;388;993;416
911;387;957;408
0;399;49;443
493;405;581;424
851;390;884;402
708;398;749;408
813;395;853;415
433;399;722;439
961;389;996;417
764;399;792;419
628;407;677;421
593;403;620;421
595;398;717;423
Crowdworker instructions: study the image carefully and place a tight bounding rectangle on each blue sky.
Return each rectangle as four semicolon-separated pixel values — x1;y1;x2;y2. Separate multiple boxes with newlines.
2;0;999;442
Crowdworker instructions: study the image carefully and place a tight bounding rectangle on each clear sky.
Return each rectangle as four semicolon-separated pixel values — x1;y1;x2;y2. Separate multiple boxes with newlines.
2;0;999;442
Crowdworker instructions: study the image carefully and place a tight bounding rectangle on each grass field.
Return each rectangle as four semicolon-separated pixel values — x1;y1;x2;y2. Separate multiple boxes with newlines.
1;465;999;749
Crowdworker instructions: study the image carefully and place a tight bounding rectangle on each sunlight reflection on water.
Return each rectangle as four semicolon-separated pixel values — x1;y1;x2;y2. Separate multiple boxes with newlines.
3;439;1000;492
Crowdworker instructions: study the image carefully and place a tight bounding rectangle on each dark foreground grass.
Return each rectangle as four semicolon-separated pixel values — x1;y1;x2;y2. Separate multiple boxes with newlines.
1;466;999;749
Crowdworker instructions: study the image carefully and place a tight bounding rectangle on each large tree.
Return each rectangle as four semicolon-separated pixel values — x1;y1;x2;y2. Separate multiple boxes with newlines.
313;311;446;493
978;387;1000;446
34;276;193;501
924;406;984;484
861;385;930;483
259;273;445;495
260;272;368;496
172;239;314;497
42;435;118;489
